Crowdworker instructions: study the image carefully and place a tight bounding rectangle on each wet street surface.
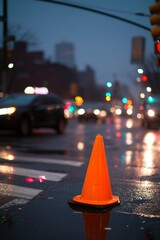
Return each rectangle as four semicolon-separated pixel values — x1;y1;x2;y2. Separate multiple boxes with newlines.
0;117;159;239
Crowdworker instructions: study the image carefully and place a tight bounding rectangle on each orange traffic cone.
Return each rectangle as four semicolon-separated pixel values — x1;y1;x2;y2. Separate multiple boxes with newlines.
71;134;120;209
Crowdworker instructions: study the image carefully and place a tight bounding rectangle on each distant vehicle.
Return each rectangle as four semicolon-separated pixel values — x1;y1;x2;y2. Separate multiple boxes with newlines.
0;93;67;135
110;101;133;118
77;102;107;123
141;99;160;129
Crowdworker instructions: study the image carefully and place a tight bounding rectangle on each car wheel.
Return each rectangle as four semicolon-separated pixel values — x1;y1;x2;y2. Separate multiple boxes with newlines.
18;117;32;136
56;118;66;134
78;117;83;122
143;120;150;129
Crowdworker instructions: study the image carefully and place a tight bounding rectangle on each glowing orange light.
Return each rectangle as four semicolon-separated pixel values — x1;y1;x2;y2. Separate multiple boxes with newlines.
127;100;132;105
75;96;83;106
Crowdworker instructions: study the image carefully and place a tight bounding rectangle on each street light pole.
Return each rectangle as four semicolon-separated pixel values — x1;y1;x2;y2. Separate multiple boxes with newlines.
2;0;8;95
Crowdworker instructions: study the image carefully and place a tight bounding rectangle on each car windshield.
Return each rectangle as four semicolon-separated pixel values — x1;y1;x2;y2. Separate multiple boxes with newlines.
0;94;37;106
80;102;106;110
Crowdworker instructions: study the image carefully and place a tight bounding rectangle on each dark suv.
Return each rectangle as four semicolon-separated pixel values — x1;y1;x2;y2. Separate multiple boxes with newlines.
0;93;67;135
141;99;160;129
77;102;107;123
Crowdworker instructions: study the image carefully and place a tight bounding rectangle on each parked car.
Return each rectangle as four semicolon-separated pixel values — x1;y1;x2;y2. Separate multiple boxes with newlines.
141;99;160;129
77;102;107;123
0;93;67;135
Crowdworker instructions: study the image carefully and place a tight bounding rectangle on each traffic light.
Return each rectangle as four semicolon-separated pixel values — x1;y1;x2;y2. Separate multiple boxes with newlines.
7;48;14;69
149;1;160;38
154;39;160;66
105;96;111;102
154;39;160;54
75;96;83;106
122;97;128;104
106;82;112;88
147;96;157;104
141;75;148;82
105;92;111;102
7;48;13;61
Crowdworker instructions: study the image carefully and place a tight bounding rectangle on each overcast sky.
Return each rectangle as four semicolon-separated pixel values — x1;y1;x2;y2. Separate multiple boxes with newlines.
0;0;155;94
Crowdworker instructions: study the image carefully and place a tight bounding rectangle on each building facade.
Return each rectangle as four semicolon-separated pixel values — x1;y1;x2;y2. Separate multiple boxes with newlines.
55;42;76;68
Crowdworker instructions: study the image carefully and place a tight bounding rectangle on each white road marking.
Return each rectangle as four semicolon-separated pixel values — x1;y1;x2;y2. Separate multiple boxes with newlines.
0;183;42;200
0;183;42;210
1;155;84;167
0;153;83;211
0;198;28;210
0;165;67;182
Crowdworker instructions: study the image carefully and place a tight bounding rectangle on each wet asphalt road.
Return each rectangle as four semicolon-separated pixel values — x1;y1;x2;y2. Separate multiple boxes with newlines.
0;117;159;239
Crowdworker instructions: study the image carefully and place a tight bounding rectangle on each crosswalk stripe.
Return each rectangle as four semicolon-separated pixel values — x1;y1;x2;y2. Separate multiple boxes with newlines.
0;153;84;211
0;198;29;210
0;183;42;210
0;155;84;167
14;155;84;167
0;165;67;182
0;155;77;212
0;183;42;199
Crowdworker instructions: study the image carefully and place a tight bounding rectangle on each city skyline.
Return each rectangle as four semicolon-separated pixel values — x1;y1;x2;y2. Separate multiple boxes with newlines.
55;41;76;68
0;39;134;102
0;0;155;96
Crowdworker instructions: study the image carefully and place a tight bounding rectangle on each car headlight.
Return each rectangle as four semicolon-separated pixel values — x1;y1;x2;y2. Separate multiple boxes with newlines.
147;109;155;117
0;107;16;116
100;110;107;117
115;108;122;115
93;109;100;116
126;109;133;115
77;108;85;115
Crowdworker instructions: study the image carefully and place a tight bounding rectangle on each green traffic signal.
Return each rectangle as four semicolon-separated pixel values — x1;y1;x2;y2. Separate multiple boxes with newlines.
105;92;111;97
122;97;128;104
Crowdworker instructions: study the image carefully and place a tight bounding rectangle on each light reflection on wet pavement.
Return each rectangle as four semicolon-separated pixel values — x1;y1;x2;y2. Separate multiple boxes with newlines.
102;118;160;219
0;117;159;239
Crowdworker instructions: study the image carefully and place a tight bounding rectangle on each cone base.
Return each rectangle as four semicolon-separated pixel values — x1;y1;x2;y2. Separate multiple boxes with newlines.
69;194;120;211
69;200;114;213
